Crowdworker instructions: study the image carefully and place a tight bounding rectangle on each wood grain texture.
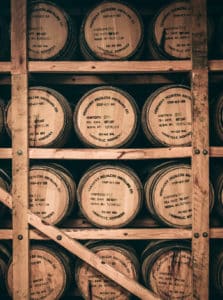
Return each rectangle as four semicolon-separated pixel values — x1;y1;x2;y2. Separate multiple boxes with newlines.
0;187;160;300
0;147;192;159
191;0;209;299
210;147;223;157
77;164;142;228
74;86;138;148
11;0;29;299
28;147;192;159
0;228;192;240
209;60;223;71
0;62;11;73
29;61;191;73
149;1;191;60
141;85;192;146
80;1;143;60
0;226;223;240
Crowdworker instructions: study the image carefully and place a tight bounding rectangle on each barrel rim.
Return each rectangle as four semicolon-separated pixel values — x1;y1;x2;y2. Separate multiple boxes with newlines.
77;163;143;228
213;92;223;143
28;0;78;60
144;162;192;228
148;0;191;60
141;84;192;147
5;86;72;148
75;241;139;299
0;99;5;136
80;0;144;61
30;164;75;225
6;244;69;298
74;85;139;148
141;241;192;293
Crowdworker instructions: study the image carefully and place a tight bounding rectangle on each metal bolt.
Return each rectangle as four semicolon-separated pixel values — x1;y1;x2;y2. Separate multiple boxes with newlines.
18;234;23;240
203;149;208;155
56;235;62;241
203;232;208;238
194;233;200;238
17;149;23;155
194;149;200;155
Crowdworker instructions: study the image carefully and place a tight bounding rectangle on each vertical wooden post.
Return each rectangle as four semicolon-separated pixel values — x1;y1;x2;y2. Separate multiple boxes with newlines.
11;0;29;299
191;0;209;299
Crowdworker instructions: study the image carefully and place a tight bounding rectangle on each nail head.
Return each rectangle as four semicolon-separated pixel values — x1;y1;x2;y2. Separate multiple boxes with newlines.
57;235;62;241
194;233;200;238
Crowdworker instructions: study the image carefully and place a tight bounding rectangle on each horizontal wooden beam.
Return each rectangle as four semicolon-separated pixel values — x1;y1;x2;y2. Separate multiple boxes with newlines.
0;228;191;240
1;146;223;159
0;228;222;240
209;147;223;157
0;147;192;159
29;61;191;73
0;62;11;73
209;60;223;71
1;60;223;75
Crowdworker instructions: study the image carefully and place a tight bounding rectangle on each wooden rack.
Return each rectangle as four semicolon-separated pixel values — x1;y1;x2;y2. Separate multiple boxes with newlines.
0;0;221;299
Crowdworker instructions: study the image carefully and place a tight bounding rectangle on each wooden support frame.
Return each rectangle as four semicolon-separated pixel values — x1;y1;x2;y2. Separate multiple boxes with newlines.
191;0;209;299
11;0;29;299
0;0;213;298
0;187;160;300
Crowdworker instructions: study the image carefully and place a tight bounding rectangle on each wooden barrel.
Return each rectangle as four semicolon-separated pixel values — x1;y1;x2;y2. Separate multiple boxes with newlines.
144;161;214;228
212;92;223;144
5;86;73;147
75;241;139;300
141;85;192;147
0;243;11;294
7;244;72;300
0;100;4;140
28;1;77;60
148;1;191;60
211;245;223;295
80;1;144;61
74;86;139;148
211;166;223;218
29;163;76;225
77;163;143;228
141;240;192;300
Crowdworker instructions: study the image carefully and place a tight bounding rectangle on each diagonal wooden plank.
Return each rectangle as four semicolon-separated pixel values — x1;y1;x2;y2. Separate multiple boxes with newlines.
0;187;161;300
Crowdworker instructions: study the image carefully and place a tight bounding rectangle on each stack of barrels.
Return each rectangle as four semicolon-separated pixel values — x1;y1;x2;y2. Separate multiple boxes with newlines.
3;84;193;148
0;239;223;299
2;81;223;149
0;158;218;230
1;0;223;61
0;160;217;230
1;239;194;300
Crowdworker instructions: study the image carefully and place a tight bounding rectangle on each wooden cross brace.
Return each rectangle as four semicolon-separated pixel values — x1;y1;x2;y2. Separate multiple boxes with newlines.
0;187;160;300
